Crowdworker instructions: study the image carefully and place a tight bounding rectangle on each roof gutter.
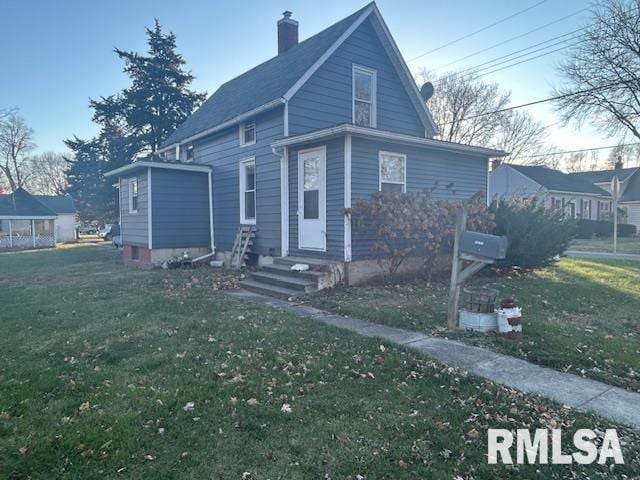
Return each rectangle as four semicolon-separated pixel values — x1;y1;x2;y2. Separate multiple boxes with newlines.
271;124;508;157
104;160;211;178
157;98;286;154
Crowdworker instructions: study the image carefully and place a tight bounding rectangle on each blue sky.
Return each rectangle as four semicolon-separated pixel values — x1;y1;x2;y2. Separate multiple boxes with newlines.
1;0;605;160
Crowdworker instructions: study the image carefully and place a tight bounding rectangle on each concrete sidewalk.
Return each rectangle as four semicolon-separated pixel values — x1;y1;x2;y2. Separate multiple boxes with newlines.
227;289;640;429
566;250;640;261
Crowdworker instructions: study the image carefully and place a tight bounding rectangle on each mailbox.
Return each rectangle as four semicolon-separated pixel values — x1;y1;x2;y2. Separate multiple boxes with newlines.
460;231;508;260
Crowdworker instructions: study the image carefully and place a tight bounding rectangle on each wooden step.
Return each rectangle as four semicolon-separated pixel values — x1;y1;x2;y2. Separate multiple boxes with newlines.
248;271;317;292
239;279;303;298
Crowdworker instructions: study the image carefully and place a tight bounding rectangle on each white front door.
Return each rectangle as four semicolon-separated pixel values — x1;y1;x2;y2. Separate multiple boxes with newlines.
298;147;326;251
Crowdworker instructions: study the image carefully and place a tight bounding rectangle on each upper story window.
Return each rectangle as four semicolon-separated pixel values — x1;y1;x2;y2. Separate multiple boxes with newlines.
240;120;256;147
352;65;377;128
185;143;194;162
379;152;406;193
129;178;138;214
240;158;256;224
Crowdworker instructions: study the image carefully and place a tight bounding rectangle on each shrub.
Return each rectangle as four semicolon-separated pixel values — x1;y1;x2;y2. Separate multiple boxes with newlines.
490;197;576;270
576;219;637;238
576;219;598;239
348;190;494;278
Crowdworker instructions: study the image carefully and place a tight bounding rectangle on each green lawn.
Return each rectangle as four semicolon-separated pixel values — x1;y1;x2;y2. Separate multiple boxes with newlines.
306;258;640;393
570;237;640;254
1;247;639;478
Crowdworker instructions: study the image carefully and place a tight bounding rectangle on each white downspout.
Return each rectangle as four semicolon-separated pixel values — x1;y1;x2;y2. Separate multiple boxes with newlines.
8;219;12;248
31;220;35;248
208;169;215;254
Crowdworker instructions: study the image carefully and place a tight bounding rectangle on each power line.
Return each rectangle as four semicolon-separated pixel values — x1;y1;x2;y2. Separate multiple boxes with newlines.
408;0;548;62
453;30;583;77
471;43;578;78
436;9;588;69
520;142;640;158
437;80;632;125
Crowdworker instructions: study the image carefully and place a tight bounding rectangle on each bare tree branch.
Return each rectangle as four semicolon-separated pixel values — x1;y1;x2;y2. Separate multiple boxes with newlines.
0;112;35;191
554;0;640;141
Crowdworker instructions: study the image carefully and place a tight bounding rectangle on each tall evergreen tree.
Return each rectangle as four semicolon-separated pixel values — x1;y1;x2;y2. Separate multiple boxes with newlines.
65;19;205;221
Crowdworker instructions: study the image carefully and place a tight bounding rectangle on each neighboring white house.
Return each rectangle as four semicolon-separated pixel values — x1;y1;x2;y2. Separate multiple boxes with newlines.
0;188;77;249
32;194;78;242
489;163;611;219
568;163;640;229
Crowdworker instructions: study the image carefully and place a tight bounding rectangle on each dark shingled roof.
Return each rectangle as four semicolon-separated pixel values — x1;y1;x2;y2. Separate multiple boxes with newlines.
0;188;57;217
161;4;373;148
33;194;76;214
568;167;639;184
509;164;609;196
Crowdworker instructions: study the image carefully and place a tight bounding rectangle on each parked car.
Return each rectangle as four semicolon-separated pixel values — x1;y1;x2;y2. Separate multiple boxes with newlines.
109;224;122;247
77;223;97;235
97;224;113;239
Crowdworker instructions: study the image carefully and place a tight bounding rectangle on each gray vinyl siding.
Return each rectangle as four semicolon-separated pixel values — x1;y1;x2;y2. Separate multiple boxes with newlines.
119;172;148;248
193;106;284;256
350;137;489;260
488;165;546;201
288;16;424;137
288;138;345;260
151;169;211;249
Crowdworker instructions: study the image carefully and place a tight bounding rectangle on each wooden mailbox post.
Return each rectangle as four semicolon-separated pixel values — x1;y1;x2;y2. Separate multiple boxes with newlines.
447;207;507;330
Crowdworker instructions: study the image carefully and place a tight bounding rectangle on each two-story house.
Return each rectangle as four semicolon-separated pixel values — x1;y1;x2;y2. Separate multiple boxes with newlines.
106;3;504;292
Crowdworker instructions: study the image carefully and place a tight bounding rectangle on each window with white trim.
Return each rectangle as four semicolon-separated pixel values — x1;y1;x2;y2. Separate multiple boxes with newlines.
379;152;406;193
239;120;256;146
352;65;376;127
239;158;256;224
185;143;194;162
129;178;138;214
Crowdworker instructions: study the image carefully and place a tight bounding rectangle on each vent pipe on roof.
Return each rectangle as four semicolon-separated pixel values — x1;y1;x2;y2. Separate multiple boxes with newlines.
278;11;299;55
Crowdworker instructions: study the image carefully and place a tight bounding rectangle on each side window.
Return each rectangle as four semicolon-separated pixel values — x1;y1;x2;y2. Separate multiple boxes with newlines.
239;120;256;147
129;178;138;214
185;143;194;162
240;158;256;224
379;152;406;193
352;65;376;128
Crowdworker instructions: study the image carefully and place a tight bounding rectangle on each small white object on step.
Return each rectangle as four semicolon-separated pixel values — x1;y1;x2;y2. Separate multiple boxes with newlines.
290;263;309;272
209;260;224;268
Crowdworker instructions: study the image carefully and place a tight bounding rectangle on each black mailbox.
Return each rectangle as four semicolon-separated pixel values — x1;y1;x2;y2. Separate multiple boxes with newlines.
460;231;508;260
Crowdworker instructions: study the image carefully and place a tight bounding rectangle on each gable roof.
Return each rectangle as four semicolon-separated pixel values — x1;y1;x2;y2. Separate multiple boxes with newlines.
33;194;76;214
0;188;58;217
568;167;639;184
508;164;609;196
160;3;436;149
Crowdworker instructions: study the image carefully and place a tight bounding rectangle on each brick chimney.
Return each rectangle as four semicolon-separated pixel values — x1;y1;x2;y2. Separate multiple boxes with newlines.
278;11;298;54
615;155;624;170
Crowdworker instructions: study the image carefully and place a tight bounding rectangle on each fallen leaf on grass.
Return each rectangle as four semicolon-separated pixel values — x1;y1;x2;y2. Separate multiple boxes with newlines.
246;398;259;406
183;402;195;412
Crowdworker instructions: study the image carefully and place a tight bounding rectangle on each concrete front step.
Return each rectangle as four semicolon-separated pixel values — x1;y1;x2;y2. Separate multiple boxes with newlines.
248;270;317;292
273;256;330;271
239;279;303;298
261;263;326;279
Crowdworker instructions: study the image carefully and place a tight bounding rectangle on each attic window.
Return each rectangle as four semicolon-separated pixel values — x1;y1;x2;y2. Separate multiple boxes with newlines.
352;65;376;128
240;121;256;146
185;143;194;162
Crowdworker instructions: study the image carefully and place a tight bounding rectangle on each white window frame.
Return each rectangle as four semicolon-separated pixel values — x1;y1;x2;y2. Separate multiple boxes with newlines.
239;120;257;147
352;64;377;128
239;157;257;225
378;151;406;193
128;178;138;214
185;142;194;162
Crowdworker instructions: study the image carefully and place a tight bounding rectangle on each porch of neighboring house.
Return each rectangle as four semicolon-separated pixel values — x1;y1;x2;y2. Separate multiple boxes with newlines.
0;218;57;249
